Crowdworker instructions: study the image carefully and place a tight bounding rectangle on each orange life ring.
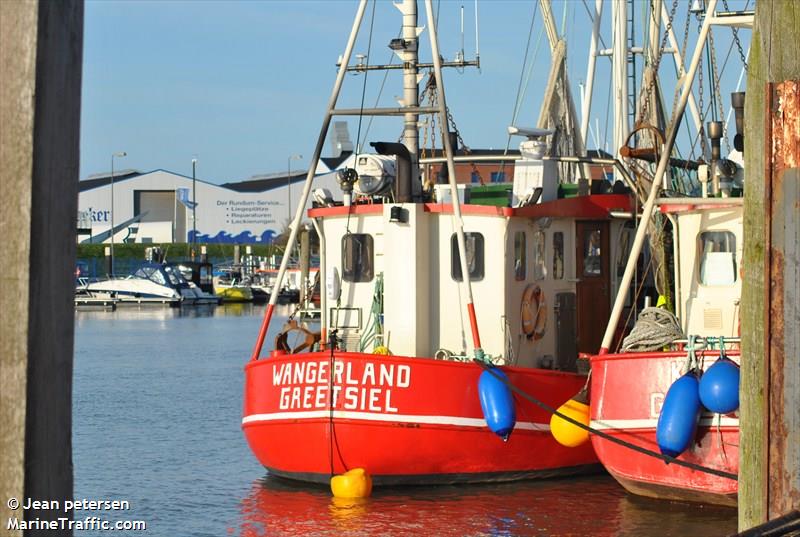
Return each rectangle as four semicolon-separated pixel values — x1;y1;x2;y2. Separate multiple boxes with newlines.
521;284;547;340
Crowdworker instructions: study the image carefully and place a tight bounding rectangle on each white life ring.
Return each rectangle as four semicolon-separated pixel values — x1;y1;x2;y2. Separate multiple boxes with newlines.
521;284;547;340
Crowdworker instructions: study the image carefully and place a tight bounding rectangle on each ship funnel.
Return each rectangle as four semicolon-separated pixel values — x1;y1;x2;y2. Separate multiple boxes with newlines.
370;142;412;202
731;92;745;152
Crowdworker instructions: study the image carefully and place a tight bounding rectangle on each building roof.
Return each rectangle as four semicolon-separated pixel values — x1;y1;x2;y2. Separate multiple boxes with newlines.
220;171;309;193
78;170;143;192
319;151;353;171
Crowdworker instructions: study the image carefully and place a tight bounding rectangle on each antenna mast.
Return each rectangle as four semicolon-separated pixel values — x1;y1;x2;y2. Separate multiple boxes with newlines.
396;0;422;197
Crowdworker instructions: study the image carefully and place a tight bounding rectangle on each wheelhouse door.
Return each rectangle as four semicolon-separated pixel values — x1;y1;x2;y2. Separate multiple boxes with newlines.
575;221;610;354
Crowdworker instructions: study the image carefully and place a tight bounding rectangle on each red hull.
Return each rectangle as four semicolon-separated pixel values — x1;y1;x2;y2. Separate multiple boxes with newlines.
589;351;739;506
243;352;599;484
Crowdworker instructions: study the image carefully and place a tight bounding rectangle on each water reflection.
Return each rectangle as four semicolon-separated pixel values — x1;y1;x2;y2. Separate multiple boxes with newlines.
73;301;293;323
236;474;736;537
72;300;738;536
614;493;737;536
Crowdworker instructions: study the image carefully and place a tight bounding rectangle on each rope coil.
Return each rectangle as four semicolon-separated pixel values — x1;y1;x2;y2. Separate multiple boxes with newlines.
621;307;684;352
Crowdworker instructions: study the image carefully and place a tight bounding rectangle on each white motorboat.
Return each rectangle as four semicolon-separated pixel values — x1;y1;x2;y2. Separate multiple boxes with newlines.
77;262;218;306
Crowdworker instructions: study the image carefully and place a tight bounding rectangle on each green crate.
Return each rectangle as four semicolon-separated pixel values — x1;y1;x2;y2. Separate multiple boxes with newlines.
558;183;579;199
469;183;512;207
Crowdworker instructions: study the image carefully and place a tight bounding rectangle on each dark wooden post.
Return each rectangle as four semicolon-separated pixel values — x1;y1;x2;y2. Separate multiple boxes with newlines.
0;1;84;536
740;0;800;530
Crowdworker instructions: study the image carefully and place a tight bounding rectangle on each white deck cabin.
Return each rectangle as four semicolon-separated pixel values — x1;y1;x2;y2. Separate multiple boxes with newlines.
311;193;636;370
660;199;744;338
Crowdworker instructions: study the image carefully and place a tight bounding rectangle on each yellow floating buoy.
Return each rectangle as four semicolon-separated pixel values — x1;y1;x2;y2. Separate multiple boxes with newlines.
373;346;390;355
550;389;591;448
330;468;373;498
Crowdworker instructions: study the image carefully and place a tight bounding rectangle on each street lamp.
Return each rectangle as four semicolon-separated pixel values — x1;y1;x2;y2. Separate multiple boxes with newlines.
110;151;126;277
192;156;197;257
287;154;303;217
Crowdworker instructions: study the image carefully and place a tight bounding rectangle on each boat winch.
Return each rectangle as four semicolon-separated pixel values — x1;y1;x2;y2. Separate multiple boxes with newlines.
274;320;321;354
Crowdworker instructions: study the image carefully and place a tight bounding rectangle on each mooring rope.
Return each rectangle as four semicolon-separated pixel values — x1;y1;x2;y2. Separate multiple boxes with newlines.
621;307;684;352
327;331;349;477
473;359;738;481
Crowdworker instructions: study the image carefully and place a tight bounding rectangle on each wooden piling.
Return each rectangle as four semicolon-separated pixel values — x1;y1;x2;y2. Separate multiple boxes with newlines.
0;1;84;535
740;0;800;530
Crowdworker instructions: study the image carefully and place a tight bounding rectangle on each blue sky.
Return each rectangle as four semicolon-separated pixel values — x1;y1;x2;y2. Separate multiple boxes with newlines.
81;0;752;184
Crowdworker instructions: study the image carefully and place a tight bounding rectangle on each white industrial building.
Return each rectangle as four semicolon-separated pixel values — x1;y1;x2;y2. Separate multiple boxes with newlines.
78;120;359;244
77;155;354;245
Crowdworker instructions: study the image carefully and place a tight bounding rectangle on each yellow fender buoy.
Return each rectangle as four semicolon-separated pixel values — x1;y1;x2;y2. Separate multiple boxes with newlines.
550;389;590;448
373;346;390;355
330;468;373;498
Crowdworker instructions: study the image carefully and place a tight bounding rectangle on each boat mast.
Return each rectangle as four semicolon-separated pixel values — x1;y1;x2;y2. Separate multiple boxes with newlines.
424;0;484;359
537;0;586;182
599;0;719;354
250;0;368;360
612;0;629;184
661;2;706;160
580;0;603;153
647;0;662;75
397;0;421;194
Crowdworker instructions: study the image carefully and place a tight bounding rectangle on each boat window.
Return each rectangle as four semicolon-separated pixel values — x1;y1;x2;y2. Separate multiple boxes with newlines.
451;232;484;281
163;266;183;285
514;231;526;281
199;266;211;285
149;268;167;285
533;231;546;280
342;234;374;282
135;266;166;285
699;231;737;285
490;172;506;183
553;232;564;280
176;264;193;280
583;229;602;276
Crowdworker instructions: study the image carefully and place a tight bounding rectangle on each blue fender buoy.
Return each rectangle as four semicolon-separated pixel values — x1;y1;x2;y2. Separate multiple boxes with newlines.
478;368;516;441
699;356;740;414
656;371;702;457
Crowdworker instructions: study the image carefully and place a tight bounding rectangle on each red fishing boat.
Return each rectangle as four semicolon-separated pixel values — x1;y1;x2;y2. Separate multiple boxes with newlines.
587;0;749;506
244;351;597;484
589;199;743;506
241;0;649;485
242;191;637;484
590;346;740;506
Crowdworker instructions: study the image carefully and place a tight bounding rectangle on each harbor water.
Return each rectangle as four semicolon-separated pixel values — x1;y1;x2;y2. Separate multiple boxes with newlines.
73;304;737;536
